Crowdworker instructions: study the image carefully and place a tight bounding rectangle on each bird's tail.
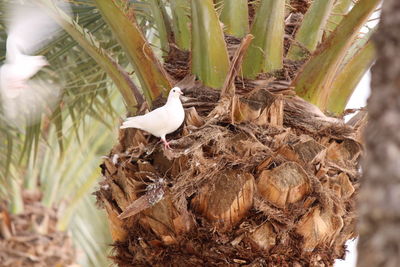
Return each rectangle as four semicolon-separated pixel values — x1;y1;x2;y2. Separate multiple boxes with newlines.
120;117;141;129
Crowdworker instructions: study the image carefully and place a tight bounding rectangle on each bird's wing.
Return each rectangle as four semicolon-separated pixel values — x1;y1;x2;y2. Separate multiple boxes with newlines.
121;106;171;137
3;53;48;82
5;3;69;60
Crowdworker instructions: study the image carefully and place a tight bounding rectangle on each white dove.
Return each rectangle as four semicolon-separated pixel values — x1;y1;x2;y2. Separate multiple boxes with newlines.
0;2;67;127
121;87;185;149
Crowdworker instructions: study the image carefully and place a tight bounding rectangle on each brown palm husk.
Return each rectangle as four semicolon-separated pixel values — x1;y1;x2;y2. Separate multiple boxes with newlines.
96;73;364;266
0;192;76;267
96;5;365;264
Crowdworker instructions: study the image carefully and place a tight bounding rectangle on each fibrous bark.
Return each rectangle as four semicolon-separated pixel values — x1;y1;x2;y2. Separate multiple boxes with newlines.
0;193;76;267
94;1;372;265
96;83;365;265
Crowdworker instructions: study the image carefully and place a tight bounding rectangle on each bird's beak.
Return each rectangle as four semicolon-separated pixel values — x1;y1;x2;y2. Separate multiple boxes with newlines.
179;91;183;95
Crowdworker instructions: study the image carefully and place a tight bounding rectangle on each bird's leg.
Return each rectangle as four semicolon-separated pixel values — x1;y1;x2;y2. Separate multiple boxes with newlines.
161;137;171;150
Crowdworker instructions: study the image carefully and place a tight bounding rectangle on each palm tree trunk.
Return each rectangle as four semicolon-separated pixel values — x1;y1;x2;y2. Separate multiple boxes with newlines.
92;1;376;265
97;88;365;266
357;0;400;266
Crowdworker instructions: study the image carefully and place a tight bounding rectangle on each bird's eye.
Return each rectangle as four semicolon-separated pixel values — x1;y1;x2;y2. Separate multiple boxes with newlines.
172;90;175;92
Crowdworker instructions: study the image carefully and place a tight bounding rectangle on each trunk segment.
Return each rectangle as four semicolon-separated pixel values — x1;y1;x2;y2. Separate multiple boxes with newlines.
358;0;400;266
97;86;364;265
93;1;374;265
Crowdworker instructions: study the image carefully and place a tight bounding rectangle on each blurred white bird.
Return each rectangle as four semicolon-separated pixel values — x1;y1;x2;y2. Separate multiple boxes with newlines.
121;87;185;149
0;2;67;127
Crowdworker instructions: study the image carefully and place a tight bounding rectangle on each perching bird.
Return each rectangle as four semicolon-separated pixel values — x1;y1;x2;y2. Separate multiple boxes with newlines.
121;87;185;149
0;2;67;127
